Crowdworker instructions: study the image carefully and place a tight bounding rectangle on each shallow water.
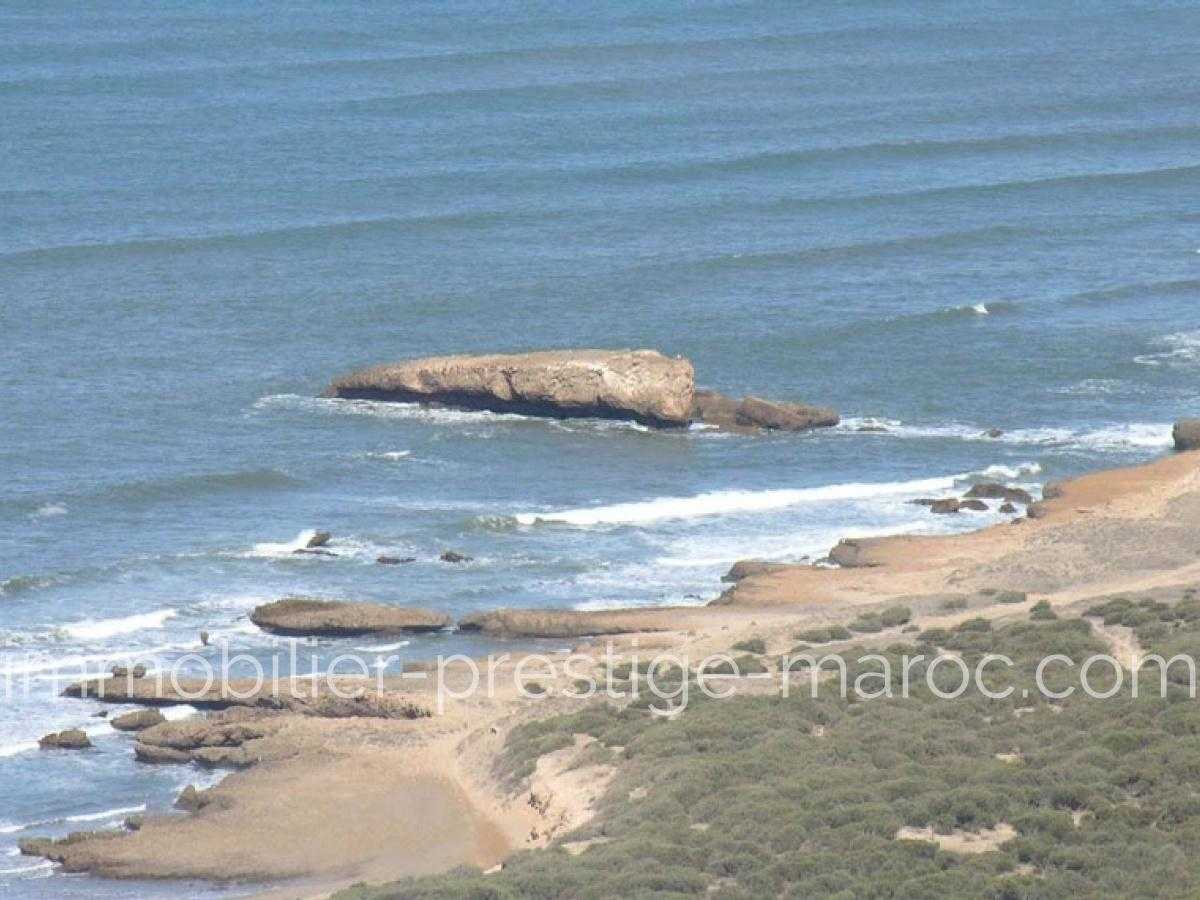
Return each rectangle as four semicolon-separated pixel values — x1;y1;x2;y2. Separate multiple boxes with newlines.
2;0;1199;895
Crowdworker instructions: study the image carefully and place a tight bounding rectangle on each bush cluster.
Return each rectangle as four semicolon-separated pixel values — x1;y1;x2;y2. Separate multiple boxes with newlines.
340;617;1200;899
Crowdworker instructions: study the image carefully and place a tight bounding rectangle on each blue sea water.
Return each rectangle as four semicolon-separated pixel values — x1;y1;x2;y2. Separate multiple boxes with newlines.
2;0;1199;895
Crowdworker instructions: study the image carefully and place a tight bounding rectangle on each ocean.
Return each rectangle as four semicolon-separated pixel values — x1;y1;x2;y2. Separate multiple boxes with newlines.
2;0;1199;895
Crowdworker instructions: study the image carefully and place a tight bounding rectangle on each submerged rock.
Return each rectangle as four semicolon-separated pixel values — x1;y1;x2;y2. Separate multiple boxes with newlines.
306;531;332;548
326;349;696;427
38;729;92;750
250;597;450;636
376;555;416;565
439;550;472;564
691;390;838;433
735;396;839;431
959;499;989;511
929;499;961;514
965;483;1034;505
110;709;166;732
1174;419;1200;452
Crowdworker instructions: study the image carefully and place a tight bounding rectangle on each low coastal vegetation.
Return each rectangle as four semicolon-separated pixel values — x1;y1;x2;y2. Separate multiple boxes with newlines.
337;614;1200;899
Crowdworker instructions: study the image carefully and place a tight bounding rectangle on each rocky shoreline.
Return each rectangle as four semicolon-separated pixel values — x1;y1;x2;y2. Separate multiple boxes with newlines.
17;415;1200;894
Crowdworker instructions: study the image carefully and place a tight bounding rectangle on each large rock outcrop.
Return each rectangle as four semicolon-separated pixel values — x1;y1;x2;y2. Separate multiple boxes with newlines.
249;598;450;637
325;349;695;428
1174;419;1200;452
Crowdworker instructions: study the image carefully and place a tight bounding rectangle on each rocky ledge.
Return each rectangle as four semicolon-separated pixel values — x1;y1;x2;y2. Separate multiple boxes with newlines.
63;674;432;720
691;390;838;433
38;729;92;750
457;607;688;638
248;597;451;636
325;348;838;433
325;348;695;427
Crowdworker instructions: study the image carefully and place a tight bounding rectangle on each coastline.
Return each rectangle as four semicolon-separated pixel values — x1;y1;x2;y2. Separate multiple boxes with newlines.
18;446;1200;896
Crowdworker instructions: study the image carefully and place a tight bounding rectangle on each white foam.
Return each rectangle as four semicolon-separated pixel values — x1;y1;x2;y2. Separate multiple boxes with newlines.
64;803;145;824
61;608;177;641
1074;423;1173;451
1;641;190;678
247;528;321;558
977;462;1042;480
971;303;989;315
353;641;410;653
31;503;67;519
0;741;38;759
517;475;960;527
1134;330;1200;367
254;394;531;425
573;594;712;612
161;704;199;722
0;860;53;876
369;450;411;461
836;418;1171;453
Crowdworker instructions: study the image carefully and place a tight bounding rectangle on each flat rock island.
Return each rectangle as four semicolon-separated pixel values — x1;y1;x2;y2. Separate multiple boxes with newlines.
325;348;837;432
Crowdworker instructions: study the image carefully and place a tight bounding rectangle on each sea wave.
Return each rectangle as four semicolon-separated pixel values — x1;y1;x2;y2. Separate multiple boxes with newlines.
363;450;412;461
837;418;1172;452
0;575;60;598
30;503;67;519
247;528;324;558
253;393;532;425
242;529;415;565
64;804;146;824
0;643;188;678
1134;330;1200;367
61;608;177;641
514;474;960;527
0;860;52;876
353;640;411;653
95;468;301;505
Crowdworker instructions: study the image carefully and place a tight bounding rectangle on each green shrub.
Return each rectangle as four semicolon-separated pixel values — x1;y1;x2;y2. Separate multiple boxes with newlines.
1029;600;1057;621
940;597;969;612
343;617;1200;900
848;615;884;634
700;654;770;676
956;617;992;633
994;591;1027;604
793;626;852;644
879;605;913;627
731;638;767;655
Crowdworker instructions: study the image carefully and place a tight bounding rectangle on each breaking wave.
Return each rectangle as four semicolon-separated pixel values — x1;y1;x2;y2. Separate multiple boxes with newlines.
515;474;961;527
837;418;1172;452
61;608;178;641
